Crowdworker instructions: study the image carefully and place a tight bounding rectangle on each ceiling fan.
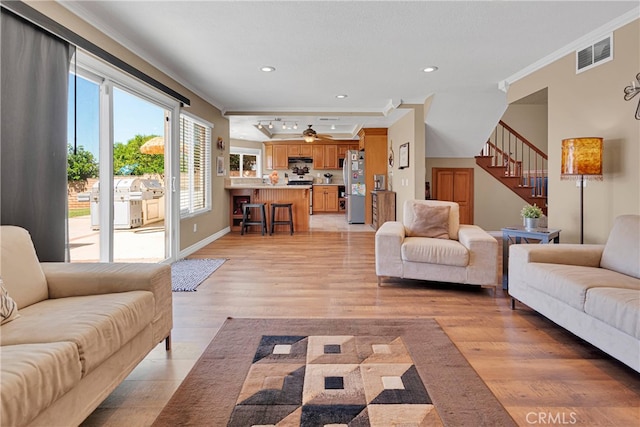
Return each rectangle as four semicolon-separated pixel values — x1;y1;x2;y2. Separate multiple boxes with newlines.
302;125;334;143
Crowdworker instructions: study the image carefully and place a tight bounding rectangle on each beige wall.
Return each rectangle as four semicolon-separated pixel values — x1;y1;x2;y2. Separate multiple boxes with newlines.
508;19;640;243
28;1;231;252
387;102;429;220
501;104;548;153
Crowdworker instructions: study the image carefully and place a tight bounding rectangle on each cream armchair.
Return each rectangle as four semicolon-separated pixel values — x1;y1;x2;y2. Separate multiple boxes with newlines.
375;200;498;289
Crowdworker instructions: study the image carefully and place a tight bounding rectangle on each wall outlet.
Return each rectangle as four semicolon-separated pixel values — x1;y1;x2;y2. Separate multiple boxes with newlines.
193;223;197;232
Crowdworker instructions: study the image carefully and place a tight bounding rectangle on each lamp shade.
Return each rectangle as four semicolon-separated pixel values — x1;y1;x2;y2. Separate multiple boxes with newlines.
561;137;603;179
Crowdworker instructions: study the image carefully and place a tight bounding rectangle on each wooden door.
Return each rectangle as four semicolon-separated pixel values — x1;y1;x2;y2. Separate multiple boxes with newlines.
432;168;474;224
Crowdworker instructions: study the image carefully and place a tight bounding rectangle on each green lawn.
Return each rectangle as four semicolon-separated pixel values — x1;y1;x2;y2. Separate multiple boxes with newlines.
69;208;90;218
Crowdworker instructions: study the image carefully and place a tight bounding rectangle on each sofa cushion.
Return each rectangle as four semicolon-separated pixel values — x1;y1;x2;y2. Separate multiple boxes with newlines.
405;204;450;239
585;287;640;339
0;342;82;427
0;226;48;309
525;263;640;311
1;278;20;324
402;237;469;267
600;215;640;279
403;200;460;240
0;291;154;375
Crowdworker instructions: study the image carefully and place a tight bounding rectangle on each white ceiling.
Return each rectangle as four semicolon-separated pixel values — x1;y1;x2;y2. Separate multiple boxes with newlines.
61;1;639;144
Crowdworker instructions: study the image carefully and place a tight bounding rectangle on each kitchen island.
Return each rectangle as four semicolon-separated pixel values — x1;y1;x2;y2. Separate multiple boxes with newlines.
225;184;311;232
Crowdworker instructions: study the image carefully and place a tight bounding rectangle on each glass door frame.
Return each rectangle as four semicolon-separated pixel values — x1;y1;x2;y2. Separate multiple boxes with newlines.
75;51;180;263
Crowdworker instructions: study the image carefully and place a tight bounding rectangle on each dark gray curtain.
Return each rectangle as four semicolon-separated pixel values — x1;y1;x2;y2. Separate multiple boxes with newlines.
1;10;73;262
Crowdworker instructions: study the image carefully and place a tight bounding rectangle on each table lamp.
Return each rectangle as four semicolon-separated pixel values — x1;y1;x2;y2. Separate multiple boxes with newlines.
561;137;603;243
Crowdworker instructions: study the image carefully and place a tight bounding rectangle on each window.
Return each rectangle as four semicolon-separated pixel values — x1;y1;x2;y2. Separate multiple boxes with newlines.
180;113;212;216
230;147;261;178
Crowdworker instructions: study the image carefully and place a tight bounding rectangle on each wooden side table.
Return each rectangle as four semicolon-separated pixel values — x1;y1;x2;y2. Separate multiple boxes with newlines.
501;226;561;290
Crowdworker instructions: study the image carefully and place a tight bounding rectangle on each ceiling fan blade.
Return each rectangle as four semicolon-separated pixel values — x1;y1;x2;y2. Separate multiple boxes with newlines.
316;134;334;140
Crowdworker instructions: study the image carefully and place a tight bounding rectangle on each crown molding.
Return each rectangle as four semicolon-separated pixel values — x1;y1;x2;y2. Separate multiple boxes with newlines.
500;7;640;88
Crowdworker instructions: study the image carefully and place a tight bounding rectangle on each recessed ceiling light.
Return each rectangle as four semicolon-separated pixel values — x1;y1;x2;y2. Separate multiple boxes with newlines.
336;94;348;99
260;66;276;72
422;66;438;73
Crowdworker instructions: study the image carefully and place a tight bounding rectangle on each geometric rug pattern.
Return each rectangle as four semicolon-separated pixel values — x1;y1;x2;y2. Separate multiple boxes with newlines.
228;334;442;426
152;318;517;427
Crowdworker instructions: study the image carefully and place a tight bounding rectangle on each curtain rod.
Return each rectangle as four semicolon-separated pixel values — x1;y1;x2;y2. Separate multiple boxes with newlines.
1;1;191;107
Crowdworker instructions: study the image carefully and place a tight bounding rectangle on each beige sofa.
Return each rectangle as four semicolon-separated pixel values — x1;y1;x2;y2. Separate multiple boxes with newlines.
0;226;173;426
375;200;498;289
509;215;639;372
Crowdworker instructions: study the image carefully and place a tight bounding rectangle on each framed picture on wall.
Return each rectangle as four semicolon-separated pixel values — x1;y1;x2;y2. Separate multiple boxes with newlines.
399;142;410;169
216;156;225;176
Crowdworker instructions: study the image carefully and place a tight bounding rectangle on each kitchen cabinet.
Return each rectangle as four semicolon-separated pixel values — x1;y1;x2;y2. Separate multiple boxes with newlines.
265;141;355;170
287;144;301;157
272;145;288;169
312;144;338;170
300;144;313;157
265;145;273;170
312;145;325;169
358;128;388;224
313;185;338;212
338;144;359;158
371;191;396;230
288;144;314;157
324;145;338;169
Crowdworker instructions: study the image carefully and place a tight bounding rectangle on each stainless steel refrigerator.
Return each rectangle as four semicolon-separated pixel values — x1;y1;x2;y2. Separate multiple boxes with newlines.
342;150;365;224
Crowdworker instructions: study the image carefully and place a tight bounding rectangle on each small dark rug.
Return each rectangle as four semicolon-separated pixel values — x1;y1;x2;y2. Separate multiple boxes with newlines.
170;258;226;292
153;318;516;426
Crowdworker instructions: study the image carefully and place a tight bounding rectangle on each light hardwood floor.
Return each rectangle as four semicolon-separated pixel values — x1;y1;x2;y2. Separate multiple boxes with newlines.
82;215;640;426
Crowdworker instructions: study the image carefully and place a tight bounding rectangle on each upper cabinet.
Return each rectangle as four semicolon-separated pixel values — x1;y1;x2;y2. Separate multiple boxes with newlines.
264;140;357;170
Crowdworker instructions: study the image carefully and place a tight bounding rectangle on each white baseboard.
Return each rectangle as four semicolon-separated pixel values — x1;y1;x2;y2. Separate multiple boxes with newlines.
177;227;231;259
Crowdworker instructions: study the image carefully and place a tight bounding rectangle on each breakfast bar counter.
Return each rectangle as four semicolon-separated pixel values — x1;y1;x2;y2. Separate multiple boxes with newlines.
226;184;311;232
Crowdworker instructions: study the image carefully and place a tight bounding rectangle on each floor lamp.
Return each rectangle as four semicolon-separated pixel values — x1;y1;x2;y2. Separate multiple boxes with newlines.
561;138;603;244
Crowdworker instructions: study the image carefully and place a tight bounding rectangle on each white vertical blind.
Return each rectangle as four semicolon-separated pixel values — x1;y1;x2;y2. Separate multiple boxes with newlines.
180;114;211;215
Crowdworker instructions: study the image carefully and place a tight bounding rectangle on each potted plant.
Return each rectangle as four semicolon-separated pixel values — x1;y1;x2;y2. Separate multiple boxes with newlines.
520;203;543;230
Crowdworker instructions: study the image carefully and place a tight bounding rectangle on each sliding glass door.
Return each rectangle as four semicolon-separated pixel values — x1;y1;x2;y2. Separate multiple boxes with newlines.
67;52;179;263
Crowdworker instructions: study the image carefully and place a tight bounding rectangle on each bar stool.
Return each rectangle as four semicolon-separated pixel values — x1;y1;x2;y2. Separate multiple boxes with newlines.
241;203;267;235
270;202;294;235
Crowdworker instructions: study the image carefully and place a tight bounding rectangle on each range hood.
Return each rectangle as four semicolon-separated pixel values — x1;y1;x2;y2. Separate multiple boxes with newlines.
288;157;313;163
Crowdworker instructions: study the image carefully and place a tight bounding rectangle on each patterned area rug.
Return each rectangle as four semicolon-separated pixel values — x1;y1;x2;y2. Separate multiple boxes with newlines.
170;258;226;292
152;318;516;426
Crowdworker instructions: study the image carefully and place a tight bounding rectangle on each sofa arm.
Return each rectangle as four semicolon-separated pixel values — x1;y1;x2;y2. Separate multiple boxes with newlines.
41;262;172;344
375;221;405;278
457;225;498;285
509;244;604;267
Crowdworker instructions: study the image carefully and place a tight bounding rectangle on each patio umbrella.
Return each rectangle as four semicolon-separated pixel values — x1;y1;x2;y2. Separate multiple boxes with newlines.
140;136;165;155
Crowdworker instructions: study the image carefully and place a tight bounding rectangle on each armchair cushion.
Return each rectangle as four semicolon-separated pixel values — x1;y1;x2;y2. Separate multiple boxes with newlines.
403;200;460;240
405;204;450;239
402;237;469;267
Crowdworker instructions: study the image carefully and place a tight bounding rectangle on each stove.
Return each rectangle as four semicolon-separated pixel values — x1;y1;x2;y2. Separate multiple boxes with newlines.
287;174;314;185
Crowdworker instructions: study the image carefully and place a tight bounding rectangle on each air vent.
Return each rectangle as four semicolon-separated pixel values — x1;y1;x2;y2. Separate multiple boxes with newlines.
576;34;612;73
319;117;340;121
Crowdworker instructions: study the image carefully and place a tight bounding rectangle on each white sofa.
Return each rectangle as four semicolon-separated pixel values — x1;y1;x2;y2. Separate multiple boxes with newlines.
375;200;498;289
0;225;173;426
509;215;640;372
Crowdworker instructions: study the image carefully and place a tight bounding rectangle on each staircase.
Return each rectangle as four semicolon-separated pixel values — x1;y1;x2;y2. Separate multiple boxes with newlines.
475;120;548;214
